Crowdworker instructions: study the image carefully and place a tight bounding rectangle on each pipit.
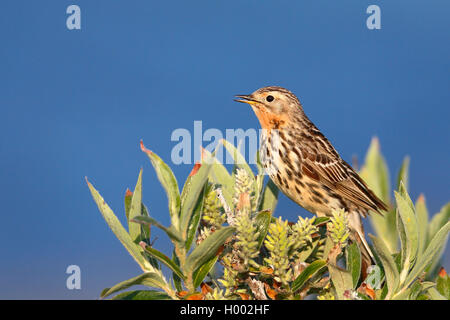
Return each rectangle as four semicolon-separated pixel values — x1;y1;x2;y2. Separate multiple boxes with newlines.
235;86;388;270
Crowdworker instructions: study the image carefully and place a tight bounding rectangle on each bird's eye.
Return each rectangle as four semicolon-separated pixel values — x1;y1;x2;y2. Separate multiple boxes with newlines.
266;95;274;102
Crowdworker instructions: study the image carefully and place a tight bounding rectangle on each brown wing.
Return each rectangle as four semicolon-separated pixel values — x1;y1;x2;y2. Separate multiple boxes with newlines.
300;148;388;214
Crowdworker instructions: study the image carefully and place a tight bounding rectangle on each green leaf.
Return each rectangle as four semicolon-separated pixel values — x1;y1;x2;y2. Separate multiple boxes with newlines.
374;209;398;254
346;242;361;289
180;165;199;207
87;179;155;272
125;187;150;244
258;179;279;213
328;264;353;300
391;287;412;300
298;237;324;262
112;290;172;300
100;273;167;299
426;203;450;273
395;190;419;282
356;292;373;300
140;243;186;280
172;251;183;292
396;156;410;192
221;139;255;184
396;209;408;264
254;151;265;207
427;287;447;300
398;181;415;210
376;280;388;300
327;245;353;300
185;226;235;275
209;160;233;191
193;256;219;289
322;236;334;260
129;169;144;243
412;281;435;300
131;215;182;243
427;203;450;247
141;142;181;229
404;222;450;288
360;138;397;253
255;210;272;250
179;158;212;240
139;207;158;269
360;137;390;205
185;183;207;251
202;147;234;207
436;272;450;299
415;195;429;257
314;217;330;225
391;280;435;300
369;234;399;299
291;260;327;292
140;205;151;242
124;189;133;227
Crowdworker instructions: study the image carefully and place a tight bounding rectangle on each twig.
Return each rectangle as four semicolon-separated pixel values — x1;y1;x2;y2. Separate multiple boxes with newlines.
246;277;268;300
216;188;235;225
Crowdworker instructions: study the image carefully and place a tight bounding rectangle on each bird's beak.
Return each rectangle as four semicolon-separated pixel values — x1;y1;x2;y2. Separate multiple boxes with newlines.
234;94;258;105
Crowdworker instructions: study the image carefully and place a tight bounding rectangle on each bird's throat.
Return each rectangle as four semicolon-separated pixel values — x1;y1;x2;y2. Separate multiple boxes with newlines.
251;106;288;132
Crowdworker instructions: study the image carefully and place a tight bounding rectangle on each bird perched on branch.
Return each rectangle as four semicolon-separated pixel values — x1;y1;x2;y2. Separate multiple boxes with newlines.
235;86;388;271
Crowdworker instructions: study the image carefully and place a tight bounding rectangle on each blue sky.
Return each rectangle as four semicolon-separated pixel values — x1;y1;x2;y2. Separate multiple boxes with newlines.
0;1;448;299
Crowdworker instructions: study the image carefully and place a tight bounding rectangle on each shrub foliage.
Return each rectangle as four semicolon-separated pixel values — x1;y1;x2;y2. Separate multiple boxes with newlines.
87;138;449;300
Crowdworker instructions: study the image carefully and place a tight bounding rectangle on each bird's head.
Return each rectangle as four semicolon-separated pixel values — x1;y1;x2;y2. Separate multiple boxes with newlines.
235;86;303;130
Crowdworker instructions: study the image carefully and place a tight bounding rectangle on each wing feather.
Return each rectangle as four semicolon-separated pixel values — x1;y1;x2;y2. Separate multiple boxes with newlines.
300;148;387;214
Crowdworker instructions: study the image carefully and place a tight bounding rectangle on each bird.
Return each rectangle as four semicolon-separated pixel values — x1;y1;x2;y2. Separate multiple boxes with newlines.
234;86;388;271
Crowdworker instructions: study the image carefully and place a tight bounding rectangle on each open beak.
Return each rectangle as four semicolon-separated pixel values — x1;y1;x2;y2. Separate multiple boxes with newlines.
234;94;258;105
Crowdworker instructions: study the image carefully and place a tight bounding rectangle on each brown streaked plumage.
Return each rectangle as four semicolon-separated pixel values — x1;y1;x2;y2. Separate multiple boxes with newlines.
235;86;388;269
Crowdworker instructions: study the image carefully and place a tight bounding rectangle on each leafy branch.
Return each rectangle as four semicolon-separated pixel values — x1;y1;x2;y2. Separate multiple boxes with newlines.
87;138;449;300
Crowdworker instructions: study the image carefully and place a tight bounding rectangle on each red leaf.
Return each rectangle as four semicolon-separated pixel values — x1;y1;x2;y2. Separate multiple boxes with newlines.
264;283;277;300
201;283;213;295
272;280;281;290
260;266;274;275
186;293;205;300
238;293;250;300
216;244;225;256
438;267;447;278
125;188;133;197
358;283;375;300
140;140;152;155
177;291;188;298
189;162;202;176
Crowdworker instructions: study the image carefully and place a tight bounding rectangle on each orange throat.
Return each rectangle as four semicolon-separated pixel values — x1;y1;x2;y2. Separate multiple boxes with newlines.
251;106;288;132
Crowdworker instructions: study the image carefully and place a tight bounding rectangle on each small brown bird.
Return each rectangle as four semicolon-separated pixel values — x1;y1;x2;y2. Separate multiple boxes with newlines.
235;86;388;270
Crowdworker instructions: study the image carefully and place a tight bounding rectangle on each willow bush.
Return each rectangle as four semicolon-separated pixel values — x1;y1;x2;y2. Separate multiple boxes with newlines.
87;138;449;300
